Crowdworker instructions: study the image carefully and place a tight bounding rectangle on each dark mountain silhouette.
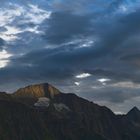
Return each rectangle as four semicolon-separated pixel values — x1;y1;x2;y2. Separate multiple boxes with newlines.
0;83;139;140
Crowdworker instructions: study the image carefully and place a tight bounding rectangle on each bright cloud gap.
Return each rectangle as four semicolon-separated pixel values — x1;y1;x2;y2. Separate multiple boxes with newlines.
75;73;91;79
97;78;111;83
0;50;12;68
0;3;51;42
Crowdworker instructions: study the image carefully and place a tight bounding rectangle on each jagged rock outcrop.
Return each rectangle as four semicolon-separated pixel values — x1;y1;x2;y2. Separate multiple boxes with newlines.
14;83;60;99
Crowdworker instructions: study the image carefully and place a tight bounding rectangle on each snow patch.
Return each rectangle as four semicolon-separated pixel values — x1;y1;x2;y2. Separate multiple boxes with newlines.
34;97;50;107
54;103;70;112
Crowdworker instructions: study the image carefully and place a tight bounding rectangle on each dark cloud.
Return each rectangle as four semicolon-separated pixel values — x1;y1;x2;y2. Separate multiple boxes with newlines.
43;11;92;44
51;0;125;14
1;8;140;84
80;86;140;103
0;38;4;47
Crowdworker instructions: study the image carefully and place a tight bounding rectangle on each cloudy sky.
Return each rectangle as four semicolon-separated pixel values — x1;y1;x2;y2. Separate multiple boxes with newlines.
0;0;140;113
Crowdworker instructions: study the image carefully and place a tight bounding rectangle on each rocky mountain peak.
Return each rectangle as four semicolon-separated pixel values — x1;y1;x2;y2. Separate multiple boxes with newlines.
14;83;61;99
126;106;140;123
127;106;140;115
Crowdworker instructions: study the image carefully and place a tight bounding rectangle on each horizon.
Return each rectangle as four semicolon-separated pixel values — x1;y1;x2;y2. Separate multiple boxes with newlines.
0;0;140;114
0;81;139;115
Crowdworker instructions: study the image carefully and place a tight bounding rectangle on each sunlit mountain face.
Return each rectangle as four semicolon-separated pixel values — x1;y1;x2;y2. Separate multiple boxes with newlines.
0;0;140;113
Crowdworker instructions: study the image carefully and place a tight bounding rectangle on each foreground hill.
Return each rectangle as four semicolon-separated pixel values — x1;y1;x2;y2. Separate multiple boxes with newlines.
0;83;139;140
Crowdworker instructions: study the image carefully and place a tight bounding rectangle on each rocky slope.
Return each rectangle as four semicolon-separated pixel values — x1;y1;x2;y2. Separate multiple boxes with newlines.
14;83;60;98
0;83;139;140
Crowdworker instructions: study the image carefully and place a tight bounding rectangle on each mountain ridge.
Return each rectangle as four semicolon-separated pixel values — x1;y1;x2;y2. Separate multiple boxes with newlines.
0;83;139;140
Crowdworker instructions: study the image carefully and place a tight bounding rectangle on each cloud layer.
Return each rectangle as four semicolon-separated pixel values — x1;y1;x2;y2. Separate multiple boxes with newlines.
0;0;140;113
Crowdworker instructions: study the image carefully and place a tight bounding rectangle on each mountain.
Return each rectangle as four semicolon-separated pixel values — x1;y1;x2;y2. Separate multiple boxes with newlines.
14;83;60;98
0;83;139;140
127;107;140;120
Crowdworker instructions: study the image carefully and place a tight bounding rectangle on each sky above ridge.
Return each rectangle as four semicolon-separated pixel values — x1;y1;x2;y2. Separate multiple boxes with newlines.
0;0;140;113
